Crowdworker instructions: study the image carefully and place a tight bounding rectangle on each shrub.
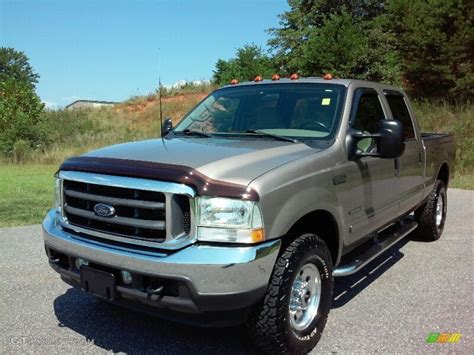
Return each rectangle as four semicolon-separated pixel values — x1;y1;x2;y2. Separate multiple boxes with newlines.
12;139;32;163
413;100;473;175
40;108;95;145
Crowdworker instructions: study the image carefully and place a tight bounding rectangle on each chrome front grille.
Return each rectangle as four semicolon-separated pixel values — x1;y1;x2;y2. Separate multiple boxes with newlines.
63;180;167;240
58;171;195;250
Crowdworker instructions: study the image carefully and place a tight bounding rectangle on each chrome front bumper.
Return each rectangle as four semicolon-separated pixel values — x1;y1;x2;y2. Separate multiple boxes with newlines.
43;209;280;311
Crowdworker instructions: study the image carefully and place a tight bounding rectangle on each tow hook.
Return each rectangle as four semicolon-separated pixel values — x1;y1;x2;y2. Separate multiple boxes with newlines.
146;285;164;301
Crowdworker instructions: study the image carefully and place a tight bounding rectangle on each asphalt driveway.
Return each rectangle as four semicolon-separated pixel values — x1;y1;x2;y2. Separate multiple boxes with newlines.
1;188;472;353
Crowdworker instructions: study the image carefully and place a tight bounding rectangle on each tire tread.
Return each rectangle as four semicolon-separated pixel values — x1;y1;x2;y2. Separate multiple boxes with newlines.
415;180;446;241
247;234;333;354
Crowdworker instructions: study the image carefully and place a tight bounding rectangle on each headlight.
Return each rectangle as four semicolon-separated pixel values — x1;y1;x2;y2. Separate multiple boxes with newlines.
54;175;62;211
196;197;265;244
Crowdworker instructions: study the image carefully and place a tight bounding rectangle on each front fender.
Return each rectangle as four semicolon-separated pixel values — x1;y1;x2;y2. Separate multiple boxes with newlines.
255;175;345;265
248;142;347;265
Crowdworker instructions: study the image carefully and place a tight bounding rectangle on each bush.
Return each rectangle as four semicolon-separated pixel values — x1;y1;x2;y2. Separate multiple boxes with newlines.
12;139;32;163
40;108;96;145
413;101;473;175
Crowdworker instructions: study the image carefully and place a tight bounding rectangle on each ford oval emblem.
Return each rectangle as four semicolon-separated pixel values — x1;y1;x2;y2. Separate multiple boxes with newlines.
93;203;116;218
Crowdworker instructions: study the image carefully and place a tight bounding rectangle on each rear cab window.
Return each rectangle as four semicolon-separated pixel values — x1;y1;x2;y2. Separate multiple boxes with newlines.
384;91;416;141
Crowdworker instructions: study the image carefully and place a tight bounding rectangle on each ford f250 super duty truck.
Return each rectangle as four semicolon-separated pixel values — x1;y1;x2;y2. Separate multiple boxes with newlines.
43;77;455;354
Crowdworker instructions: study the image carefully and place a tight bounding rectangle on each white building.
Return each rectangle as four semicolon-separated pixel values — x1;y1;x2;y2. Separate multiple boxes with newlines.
65;100;118;110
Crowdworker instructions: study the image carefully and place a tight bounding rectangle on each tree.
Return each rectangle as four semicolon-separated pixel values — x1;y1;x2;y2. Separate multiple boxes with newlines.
386;0;473;100
300;11;400;82
0;48;45;159
0;79;46;158
0;47;40;89
268;0;386;74
213;45;277;85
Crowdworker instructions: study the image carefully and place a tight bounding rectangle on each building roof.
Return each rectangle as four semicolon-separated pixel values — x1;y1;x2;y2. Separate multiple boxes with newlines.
65;99;119;109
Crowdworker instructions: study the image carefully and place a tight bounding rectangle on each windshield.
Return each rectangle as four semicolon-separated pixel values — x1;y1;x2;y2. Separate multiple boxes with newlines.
174;83;346;140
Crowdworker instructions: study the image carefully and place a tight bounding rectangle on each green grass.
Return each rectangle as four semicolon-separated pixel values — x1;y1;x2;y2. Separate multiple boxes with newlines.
450;175;474;190
0;164;57;227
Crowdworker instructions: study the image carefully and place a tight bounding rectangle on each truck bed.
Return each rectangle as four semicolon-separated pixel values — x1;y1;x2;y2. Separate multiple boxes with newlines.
421;132;455;190
421;132;454;142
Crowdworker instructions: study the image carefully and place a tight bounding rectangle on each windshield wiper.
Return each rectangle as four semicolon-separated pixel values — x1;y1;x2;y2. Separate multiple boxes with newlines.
243;129;300;143
175;129;212;138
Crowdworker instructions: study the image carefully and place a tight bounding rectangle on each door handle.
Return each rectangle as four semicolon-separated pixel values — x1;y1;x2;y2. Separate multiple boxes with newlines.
418;151;423;164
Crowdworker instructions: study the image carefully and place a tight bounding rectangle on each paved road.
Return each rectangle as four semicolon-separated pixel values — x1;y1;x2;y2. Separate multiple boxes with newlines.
1;189;472;354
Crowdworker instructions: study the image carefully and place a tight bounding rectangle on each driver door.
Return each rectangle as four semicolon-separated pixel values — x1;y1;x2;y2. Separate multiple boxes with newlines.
341;88;400;246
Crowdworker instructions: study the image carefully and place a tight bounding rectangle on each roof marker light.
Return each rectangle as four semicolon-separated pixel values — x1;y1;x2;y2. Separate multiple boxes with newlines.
230;79;239;85
323;73;333;80
271;74;280;81
290;73;299;80
254;75;263;82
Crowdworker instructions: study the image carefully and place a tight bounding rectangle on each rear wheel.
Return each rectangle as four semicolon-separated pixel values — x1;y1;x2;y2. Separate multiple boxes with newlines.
247;234;333;354
415;180;447;241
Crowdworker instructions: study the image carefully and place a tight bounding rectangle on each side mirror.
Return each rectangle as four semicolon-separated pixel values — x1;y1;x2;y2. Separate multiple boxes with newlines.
162;117;173;136
347;119;405;160
377;119;405;159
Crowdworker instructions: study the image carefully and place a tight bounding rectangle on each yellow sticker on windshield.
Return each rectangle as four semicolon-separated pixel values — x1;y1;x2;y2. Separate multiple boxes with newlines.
322;98;331;106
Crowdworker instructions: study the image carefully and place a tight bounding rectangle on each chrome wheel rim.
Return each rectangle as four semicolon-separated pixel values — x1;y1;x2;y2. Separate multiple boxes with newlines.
289;263;321;331
436;194;444;228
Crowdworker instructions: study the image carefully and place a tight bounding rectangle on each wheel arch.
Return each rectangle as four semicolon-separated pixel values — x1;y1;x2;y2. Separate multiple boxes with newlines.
283;209;341;266
437;162;450;187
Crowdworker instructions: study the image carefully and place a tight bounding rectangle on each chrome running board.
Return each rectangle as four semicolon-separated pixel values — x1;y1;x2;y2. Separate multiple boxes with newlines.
333;221;418;277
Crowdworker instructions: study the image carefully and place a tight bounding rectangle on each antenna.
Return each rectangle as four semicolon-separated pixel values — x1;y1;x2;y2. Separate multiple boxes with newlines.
158;49;164;137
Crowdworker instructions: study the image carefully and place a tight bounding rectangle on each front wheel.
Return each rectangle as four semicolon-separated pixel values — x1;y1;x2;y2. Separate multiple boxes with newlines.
247;234;333;354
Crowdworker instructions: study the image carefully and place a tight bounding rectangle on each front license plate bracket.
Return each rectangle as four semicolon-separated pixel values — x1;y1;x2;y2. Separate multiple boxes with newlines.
80;266;117;301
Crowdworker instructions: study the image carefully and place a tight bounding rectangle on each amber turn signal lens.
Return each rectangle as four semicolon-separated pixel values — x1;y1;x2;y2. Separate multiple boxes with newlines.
323;73;333;80
251;228;265;243
254;75;263;82
230;79;239;85
271;74;280;81
289;73;299;80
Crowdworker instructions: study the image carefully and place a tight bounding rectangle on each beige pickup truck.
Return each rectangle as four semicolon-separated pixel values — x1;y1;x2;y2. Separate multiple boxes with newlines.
43;77;455;354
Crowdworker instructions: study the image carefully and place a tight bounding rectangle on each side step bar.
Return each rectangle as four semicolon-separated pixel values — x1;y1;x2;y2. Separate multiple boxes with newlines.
333;221;418;277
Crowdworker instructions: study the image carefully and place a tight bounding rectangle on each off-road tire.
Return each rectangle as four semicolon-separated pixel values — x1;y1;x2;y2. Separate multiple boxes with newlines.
414;180;447;241
247;234;333;354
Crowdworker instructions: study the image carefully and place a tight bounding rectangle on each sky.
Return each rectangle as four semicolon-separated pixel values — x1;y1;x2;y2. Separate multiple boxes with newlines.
1;0;289;108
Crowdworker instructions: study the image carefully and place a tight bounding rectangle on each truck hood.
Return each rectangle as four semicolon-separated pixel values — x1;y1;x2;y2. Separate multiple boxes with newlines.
82;137;318;186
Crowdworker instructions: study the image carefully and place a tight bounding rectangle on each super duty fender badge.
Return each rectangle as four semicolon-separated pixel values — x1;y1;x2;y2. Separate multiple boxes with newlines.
333;174;347;186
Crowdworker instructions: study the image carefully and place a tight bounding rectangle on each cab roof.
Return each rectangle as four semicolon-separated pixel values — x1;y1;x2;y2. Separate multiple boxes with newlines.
221;77;403;93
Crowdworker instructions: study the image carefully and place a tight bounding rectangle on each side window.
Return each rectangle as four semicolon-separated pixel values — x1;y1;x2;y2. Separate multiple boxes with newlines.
350;90;385;153
385;94;416;140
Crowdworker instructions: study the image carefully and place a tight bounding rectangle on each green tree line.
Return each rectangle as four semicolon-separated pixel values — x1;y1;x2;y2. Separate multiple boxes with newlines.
213;0;473;101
